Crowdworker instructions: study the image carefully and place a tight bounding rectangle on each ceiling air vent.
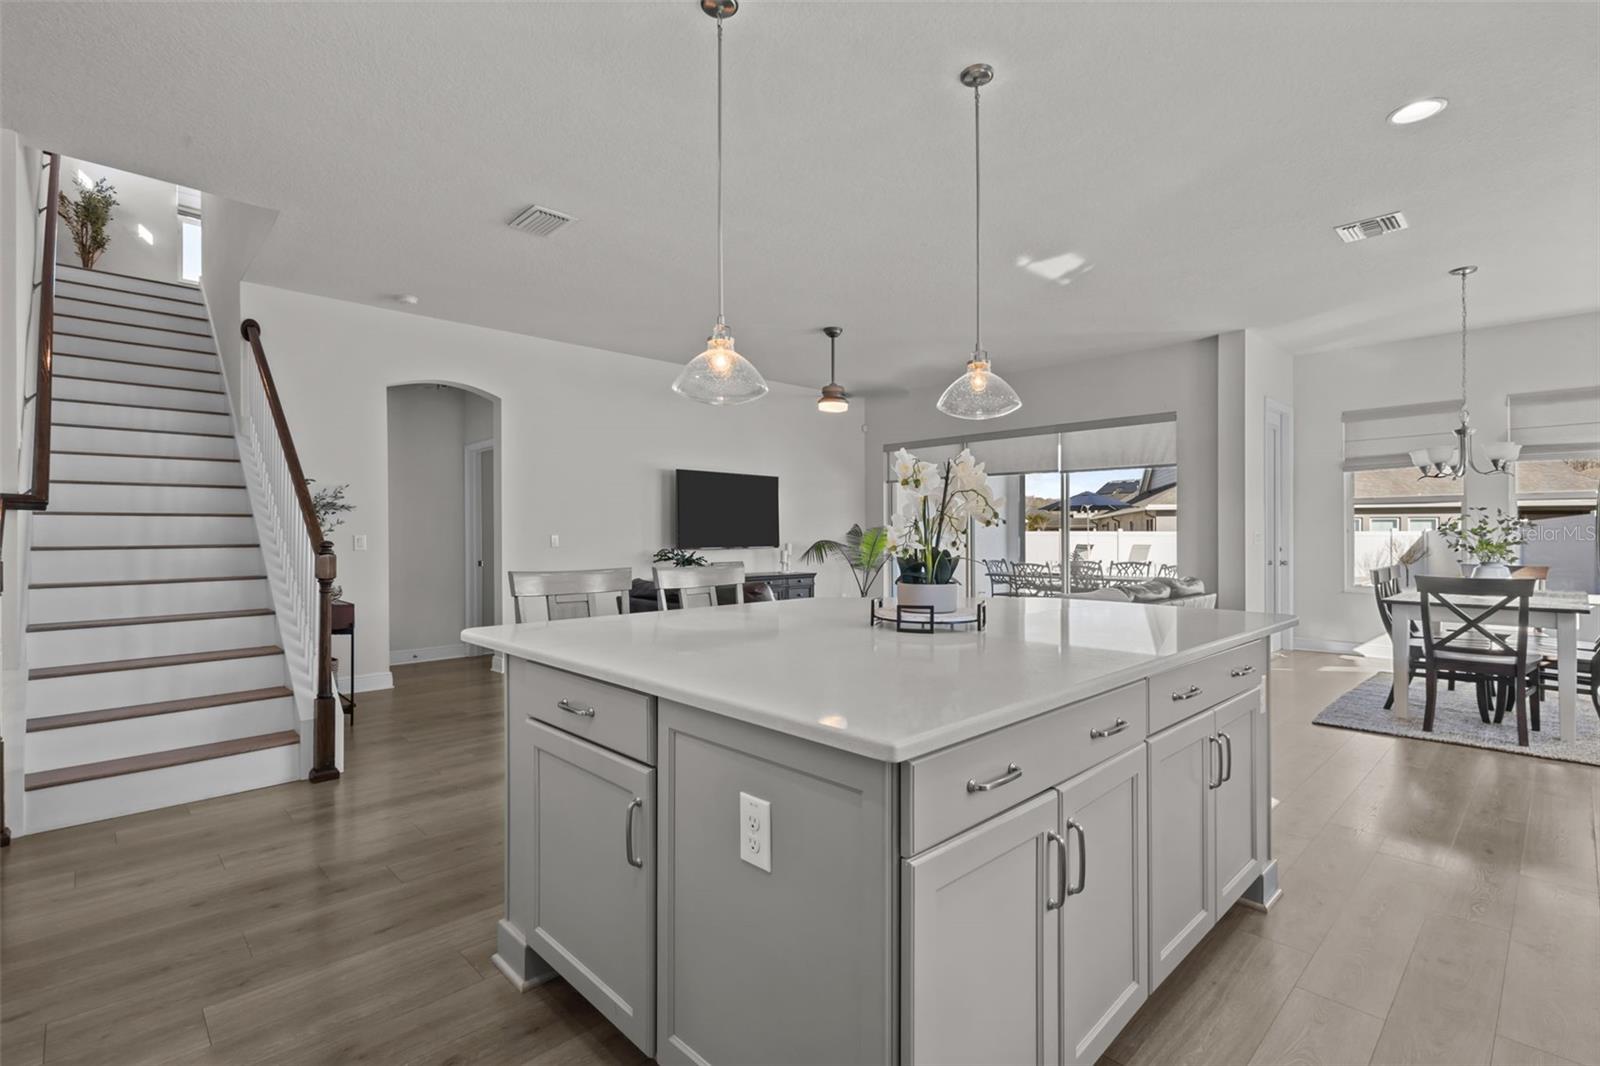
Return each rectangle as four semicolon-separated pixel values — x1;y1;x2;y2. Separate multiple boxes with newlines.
1335;211;1408;244
508;205;574;237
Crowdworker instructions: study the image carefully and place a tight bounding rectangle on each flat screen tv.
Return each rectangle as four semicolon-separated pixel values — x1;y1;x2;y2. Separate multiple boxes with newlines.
675;469;779;549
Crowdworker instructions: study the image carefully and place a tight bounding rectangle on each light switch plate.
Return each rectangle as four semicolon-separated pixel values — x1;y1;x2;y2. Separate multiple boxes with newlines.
739;791;771;873
352;534;368;551
549;534;560;548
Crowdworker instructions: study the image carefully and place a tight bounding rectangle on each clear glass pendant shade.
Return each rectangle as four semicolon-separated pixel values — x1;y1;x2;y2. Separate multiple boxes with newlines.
672;321;769;405
936;352;1022;420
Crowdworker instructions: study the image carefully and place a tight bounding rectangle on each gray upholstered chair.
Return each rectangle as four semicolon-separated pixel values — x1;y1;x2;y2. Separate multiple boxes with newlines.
653;562;746;610
508;568;633;623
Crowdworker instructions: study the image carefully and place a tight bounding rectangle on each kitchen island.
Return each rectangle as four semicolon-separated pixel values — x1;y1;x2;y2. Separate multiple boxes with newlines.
462;596;1295;1066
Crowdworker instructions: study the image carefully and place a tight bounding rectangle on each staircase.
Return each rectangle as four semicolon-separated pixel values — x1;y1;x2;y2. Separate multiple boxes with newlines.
19;263;301;832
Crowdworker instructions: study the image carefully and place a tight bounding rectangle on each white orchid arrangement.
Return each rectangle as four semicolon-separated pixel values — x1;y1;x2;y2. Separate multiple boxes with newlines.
888;448;1004;585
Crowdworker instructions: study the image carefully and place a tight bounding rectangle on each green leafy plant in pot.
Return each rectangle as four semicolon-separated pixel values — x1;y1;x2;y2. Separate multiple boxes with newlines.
887;448;1002;613
1438;507;1530;579
308;479;354;598
802;524;890;597
58;175;118;270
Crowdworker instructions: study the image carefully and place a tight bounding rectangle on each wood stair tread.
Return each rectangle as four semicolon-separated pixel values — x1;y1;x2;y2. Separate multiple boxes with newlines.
56;372;224;395
51;395;227;416
32;543;259;551
30;574;267;589
53;479;243;489
28;686;292;732
53;450;240;462
28;608;275;632
54;332;216;356
55;312;212;339
28;644;283;680
52;422;233;440
58;277;208;307
58;265;204;293
36;511;254;518
56;294;210;322
24;730;299;790
55;350;221;374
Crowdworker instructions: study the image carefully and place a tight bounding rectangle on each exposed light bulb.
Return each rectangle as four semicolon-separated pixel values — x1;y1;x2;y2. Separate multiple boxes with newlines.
968;360;990;394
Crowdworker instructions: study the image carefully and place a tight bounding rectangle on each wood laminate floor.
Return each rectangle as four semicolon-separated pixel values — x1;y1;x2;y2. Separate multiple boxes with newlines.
2;652;1597;1066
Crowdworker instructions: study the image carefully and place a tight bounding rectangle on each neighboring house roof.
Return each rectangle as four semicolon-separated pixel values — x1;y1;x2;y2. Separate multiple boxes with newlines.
1354;459;1598;501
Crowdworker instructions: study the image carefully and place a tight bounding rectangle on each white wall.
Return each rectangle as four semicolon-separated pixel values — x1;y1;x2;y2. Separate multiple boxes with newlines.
198;191;277;411
1216;330;1295;612
239;283;867;690
864;339;1221;593
56;157;182;282
1293;311;1600;651
387;384;493;661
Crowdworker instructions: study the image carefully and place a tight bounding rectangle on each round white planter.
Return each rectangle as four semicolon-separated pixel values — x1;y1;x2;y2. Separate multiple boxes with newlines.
896;581;960;614
1470;562;1513;579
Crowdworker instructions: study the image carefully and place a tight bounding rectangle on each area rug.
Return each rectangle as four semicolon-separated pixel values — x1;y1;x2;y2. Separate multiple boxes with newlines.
1313;674;1600;766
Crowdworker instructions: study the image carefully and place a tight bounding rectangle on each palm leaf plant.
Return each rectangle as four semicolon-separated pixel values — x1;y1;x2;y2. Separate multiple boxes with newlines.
803;524;890;597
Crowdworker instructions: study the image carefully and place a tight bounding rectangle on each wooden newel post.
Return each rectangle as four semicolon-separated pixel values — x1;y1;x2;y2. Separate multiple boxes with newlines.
310;540;341;782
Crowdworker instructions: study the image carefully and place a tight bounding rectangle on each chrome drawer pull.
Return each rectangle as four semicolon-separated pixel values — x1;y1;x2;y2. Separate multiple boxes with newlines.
1171;685;1202;702
624;797;644;868
557;698;596;718
1229;665;1256;678
1219;731;1234;783
1066;819;1087;896
966;763;1022;793
1206;736;1223;789
1045;830;1067;911
1090;718;1129;740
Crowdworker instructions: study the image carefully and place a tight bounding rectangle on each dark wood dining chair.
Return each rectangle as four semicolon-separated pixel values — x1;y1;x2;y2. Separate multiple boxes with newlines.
1415;576;1541;746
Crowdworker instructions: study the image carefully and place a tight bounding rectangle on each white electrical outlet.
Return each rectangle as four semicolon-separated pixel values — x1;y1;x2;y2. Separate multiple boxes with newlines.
739;791;771;873
549;534;560;548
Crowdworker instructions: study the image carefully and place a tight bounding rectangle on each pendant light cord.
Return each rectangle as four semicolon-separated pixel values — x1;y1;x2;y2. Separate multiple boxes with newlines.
716;11;726;325
973;80;982;354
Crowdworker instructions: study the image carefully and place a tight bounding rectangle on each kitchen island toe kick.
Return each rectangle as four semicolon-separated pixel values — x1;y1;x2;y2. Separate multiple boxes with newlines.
464;596;1295;1066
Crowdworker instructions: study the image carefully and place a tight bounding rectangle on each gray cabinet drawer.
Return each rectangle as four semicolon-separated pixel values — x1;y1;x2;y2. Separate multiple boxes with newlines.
511;657;656;765
900;681;1148;855
1149;640;1266;734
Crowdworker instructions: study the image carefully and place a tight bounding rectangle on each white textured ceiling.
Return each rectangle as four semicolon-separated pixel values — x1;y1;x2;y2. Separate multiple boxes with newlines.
3;2;1596;392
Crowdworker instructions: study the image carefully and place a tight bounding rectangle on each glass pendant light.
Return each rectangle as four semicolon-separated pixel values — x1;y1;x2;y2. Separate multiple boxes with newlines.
938;63;1021;420
817;326;849;413
673;0;768;406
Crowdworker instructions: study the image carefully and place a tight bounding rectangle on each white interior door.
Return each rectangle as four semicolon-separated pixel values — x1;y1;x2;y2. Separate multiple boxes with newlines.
1264;401;1293;651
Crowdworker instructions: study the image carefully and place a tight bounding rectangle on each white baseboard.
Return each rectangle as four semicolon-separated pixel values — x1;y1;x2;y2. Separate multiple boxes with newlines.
388;643;490;666
336;670;394;693
1290;636;1363;656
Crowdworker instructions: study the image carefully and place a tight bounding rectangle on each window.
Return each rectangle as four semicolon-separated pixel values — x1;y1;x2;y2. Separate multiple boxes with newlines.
1515;457;1600;520
1348;466;1461;586
180;219;202;283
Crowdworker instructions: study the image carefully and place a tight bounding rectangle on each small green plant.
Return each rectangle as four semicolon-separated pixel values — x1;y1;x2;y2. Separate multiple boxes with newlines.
307;479;354;537
803;524;890;597
653;547;708;568
59;175;118;269
1438;507;1530;565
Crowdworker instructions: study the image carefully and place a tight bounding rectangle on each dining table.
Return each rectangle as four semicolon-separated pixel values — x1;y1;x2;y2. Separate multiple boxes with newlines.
1384;588;1592;743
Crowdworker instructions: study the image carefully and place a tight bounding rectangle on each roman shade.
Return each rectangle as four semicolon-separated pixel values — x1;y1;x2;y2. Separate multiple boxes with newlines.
964;432;1059;476
1341;400;1461;471
1059;418;1176;472
1508;387;1600;458
886;414;1178;480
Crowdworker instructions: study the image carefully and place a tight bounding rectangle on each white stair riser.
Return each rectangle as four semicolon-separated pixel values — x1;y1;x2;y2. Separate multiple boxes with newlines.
27;613;280;668
53;399;232;435
52;425;238;460
25;744;299;833
55;353;222;392
28;654;289;714
51;453;245;486
56;279;207;315
56;377;228;414
32;513;258;546
50;483;249;513
55;296;211;335
54;335;219;372
28;697;297;771
28;578;271;623
55;315;215;353
56;264;205;304
31;546;265;584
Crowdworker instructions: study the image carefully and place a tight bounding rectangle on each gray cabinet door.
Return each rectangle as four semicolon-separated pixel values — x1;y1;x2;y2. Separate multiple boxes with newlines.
523;719;655;1055
1212;689;1263;915
1146;709;1216;990
903;790;1061;1066
1056;744;1148;1066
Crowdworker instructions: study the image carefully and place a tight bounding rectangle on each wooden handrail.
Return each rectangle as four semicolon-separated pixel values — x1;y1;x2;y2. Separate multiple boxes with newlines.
1;151;62;528
240;318;340;783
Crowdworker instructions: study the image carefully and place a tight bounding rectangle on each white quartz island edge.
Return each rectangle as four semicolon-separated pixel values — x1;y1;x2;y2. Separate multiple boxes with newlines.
461;596;1295;761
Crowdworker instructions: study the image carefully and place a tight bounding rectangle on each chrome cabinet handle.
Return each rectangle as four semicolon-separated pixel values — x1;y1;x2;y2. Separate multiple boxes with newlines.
1066;819;1087;896
1090;717;1129;740
1219;731;1234;783
1207;736;1223;789
1229;665;1256;678
1045;830;1066;911
1172;685;1202;702
966;763;1022;793
624;797;644;868
557;699;595;718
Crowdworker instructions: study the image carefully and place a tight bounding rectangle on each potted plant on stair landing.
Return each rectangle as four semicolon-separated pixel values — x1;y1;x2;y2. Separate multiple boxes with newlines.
888;447;1003;613
58;174;118;269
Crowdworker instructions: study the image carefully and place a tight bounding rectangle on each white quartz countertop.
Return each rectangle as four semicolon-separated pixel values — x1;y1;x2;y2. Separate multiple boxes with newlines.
463;597;1296;761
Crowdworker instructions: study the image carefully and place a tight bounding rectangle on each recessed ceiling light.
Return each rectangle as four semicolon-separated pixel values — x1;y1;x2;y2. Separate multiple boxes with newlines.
1388;98;1448;125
